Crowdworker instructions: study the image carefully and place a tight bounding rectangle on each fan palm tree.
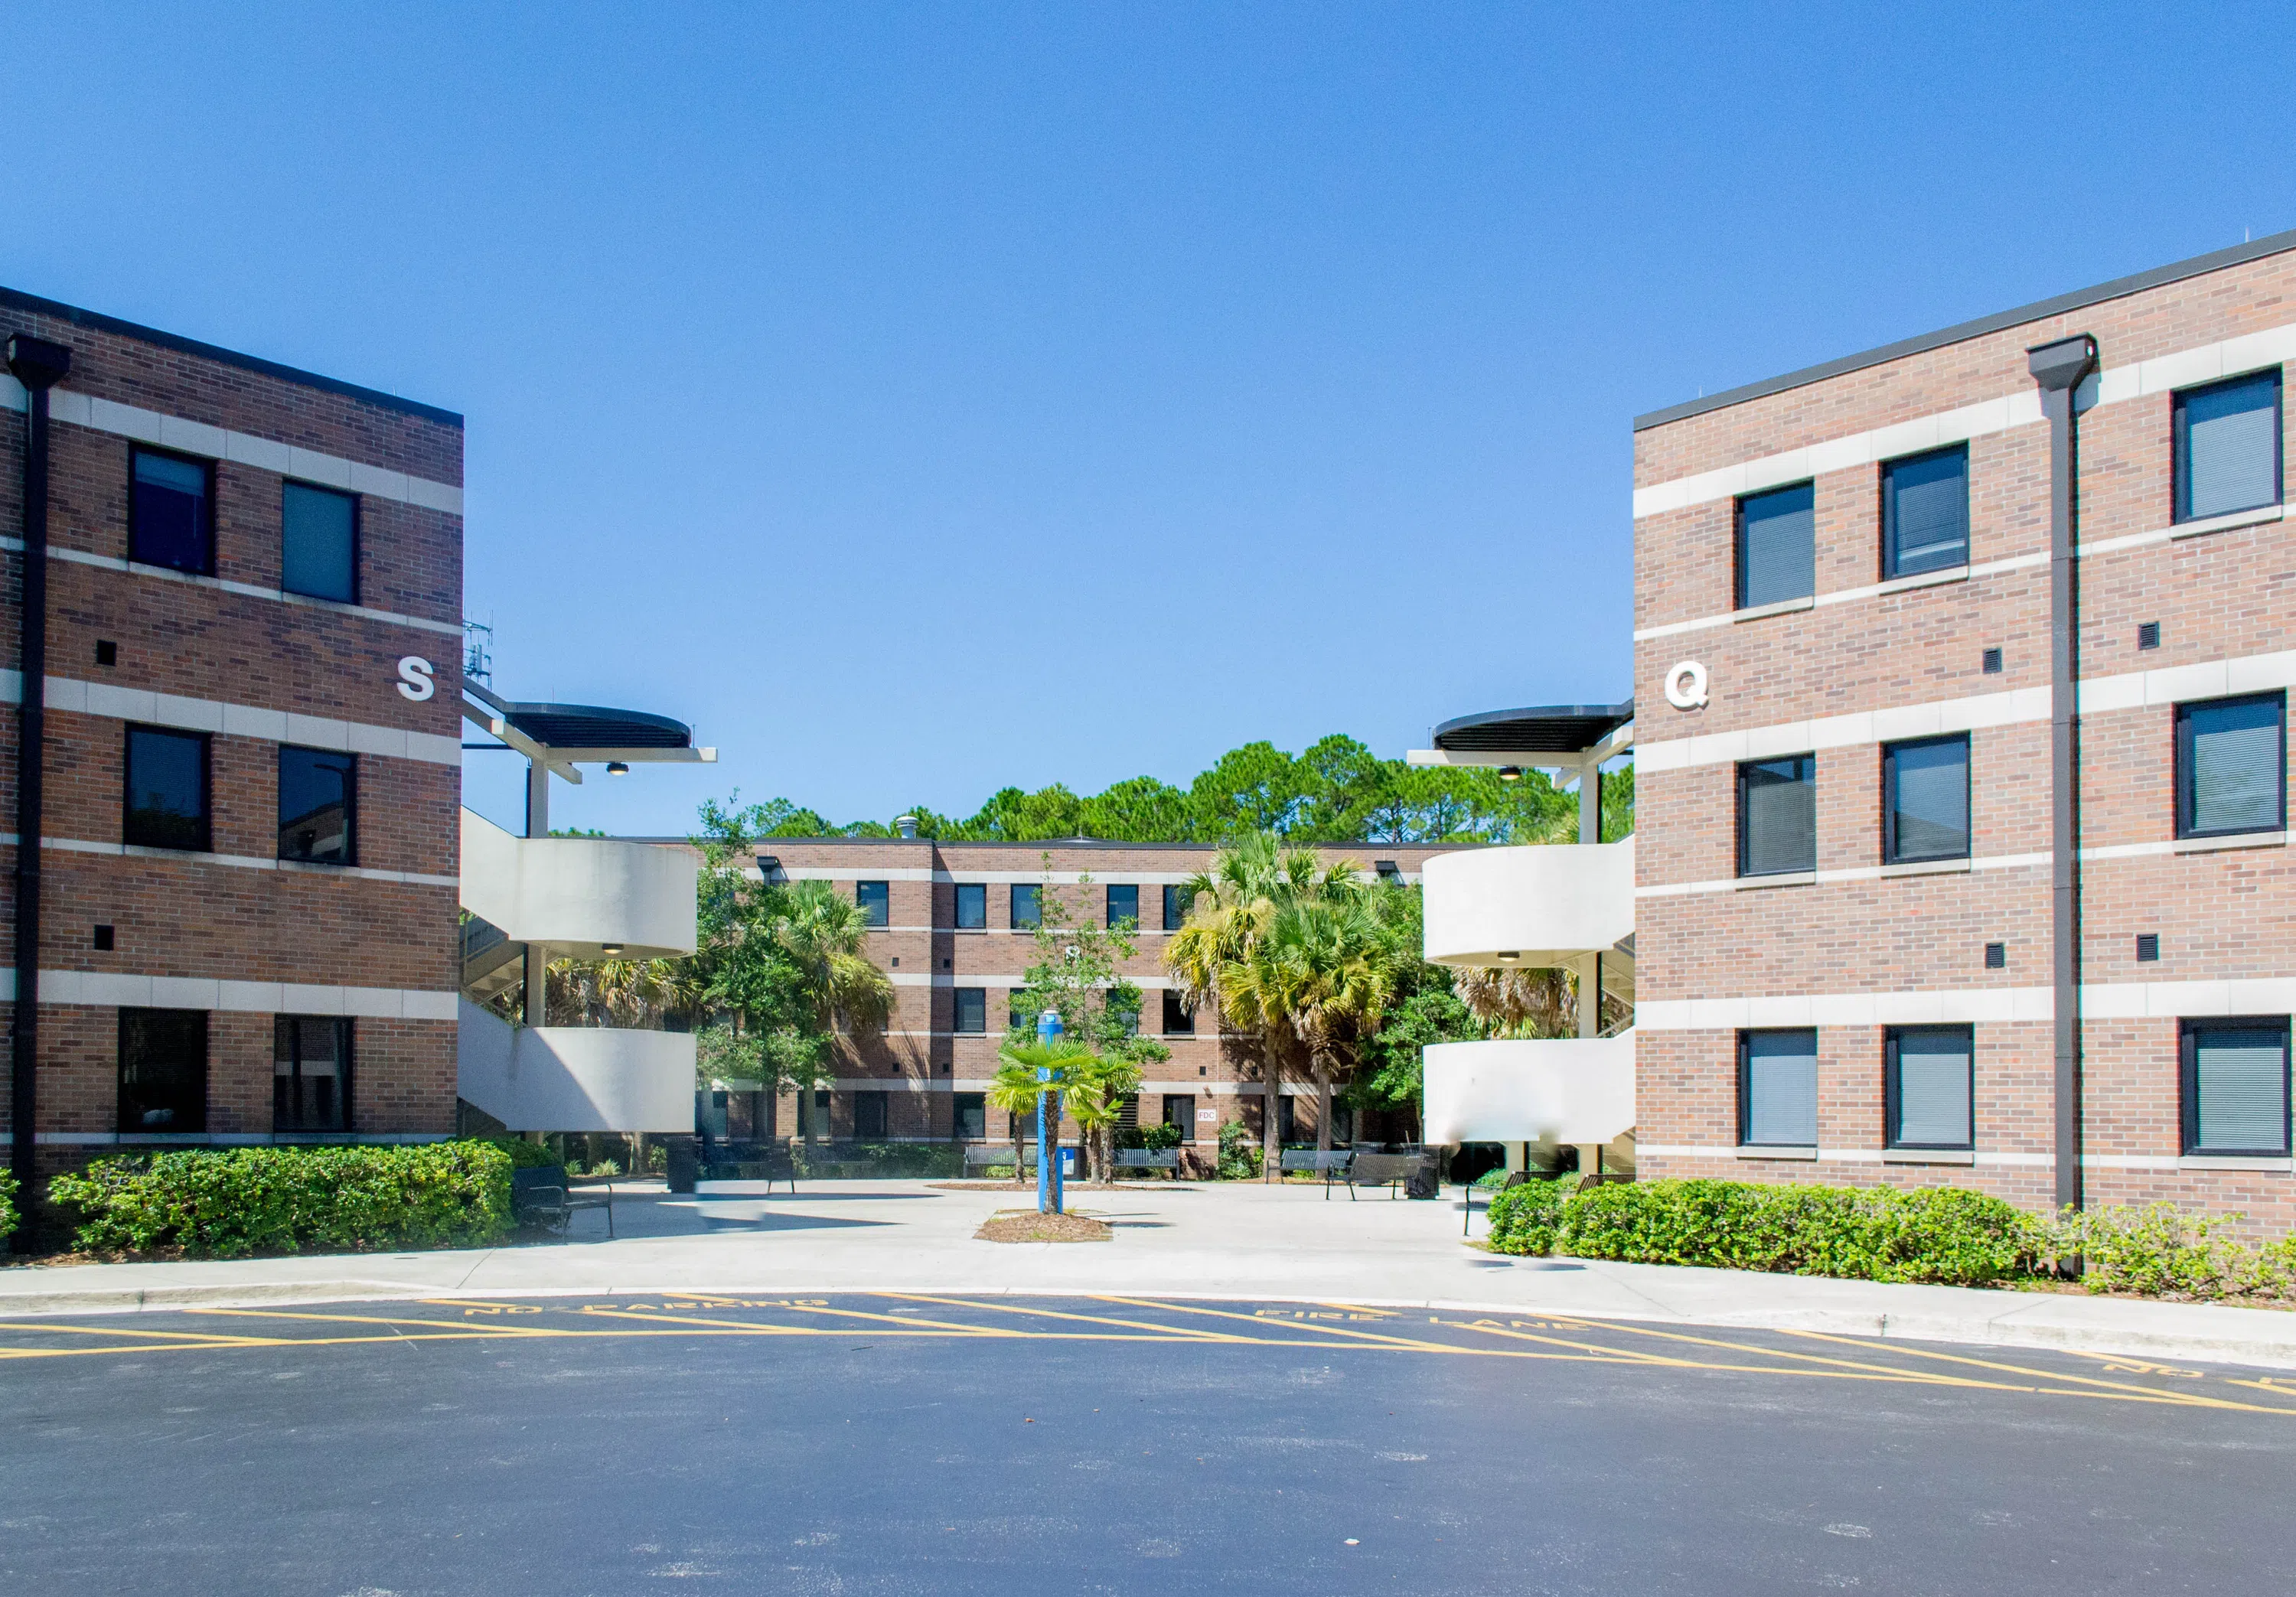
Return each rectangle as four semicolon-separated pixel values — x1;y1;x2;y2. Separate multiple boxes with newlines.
770;880;895;1138
1260;898;1395;1151
993;1038;1097;1201
1065;1052;1145;1184
1165;833;1369;1178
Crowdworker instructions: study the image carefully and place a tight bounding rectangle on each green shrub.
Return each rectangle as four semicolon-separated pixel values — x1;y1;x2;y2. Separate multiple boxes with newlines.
1557;1178;2042;1286
1486;1178;1570;1255
475;1136;560;1170
1139;1121;1184;1153
48;1142;514;1259
0;1162;17;1241
1215;1120;1261;1180
2053;1202;2296;1301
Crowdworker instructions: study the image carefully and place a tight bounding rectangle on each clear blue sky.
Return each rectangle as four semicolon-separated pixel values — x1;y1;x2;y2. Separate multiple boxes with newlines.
10;4;2291;836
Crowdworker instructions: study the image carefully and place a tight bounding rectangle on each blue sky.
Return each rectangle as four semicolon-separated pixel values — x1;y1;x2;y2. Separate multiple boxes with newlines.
8;4;2293;836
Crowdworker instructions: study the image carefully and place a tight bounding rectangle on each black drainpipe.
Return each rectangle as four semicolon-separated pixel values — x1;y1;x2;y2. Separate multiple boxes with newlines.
2027;333;2097;1217
7;333;70;1243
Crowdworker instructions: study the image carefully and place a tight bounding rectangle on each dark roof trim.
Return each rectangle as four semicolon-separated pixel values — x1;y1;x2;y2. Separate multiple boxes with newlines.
1633;227;2296;432
0;285;462;426
500;702;692;750
1433;701;1635;757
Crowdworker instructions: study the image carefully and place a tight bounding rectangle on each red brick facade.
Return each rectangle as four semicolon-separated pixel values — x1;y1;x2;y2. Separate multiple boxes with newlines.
0;288;464;1179
1632;241;2296;1229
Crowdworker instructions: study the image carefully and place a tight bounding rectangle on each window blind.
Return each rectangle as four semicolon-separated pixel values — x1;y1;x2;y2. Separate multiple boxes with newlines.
2180;372;2281;521
1737;482;1815;608
1892;1028;1972;1147
1743;1031;1818;1146
2192;1028;2288;1154
1888;736;1969;861
2186;696;2284;836
1883;447;1968;575
1741;756;1817;875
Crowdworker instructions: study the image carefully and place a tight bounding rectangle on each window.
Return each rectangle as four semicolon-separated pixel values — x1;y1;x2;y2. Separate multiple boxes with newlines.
1737;755;1816;877
1010;883;1041;929
278;746;355;865
1735;481;1815;609
1108;1002;1140;1038
1162;990;1195;1035
954;882;987;929
129;447;213;573
2180;1018;2291;1156
275;1016;352;1133
954;1093;986;1141
1163;884;1192;930
1330;1102;1355;1146
1882;445;1968;578
119;1009;207;1133
2174;369;2281;523
1106;884;1139;928
853;1090;889;1139
1277;1096;1298;1145
124;726;210;851
1883;735;1970;863
1162;1094;1196;1142
1738;1029;1818;1147
2175;693;2286;839
1886;1025;1972;1149
282;481;357;602
855;881;890;927
953;988;987;1035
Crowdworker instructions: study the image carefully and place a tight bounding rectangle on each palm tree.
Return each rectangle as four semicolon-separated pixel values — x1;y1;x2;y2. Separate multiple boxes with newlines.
985;1058;1046;1181
993;1038;1097;1198
1166;833;1369;1178
1261;898;1394;1152
770;879;895;1139
1066;1052;1145;1184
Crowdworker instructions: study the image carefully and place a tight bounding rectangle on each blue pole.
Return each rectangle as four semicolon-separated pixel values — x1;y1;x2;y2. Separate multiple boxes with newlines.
1036;1009;1062;1214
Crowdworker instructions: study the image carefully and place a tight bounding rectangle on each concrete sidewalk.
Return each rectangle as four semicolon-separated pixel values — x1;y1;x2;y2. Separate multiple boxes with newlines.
6;1178;2294;1370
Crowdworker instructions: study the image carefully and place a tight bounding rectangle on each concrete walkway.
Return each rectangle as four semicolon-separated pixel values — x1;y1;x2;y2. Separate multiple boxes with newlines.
6;1177;2294;1370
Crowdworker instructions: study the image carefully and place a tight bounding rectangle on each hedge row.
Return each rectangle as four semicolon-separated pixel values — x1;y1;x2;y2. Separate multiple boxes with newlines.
49;1142;515;1259
1486;1177;2040;1286
0;1162;18;1241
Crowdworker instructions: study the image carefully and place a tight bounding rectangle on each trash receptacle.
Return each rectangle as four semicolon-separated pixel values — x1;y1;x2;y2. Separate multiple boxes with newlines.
666;1138;699;1194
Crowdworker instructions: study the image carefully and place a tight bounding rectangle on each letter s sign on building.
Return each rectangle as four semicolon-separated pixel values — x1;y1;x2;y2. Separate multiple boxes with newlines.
396;657;437;702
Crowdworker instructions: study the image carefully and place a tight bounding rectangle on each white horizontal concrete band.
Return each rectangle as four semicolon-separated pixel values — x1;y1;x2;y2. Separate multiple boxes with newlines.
1;376;463;515
0;672;462;766
1639;977;2296;1030
0;538;463;638
1637;850;2049;898
1636;647;2296;775
0;966;457;1018
1632;319;2296;519
37;835;456;887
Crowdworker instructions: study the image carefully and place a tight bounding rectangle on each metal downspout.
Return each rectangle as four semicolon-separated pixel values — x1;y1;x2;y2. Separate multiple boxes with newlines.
2028;333;2097;1215
7;334;71;1243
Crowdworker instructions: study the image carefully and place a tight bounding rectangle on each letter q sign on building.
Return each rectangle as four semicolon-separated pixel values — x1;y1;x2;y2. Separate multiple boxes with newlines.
1663;659;1707;711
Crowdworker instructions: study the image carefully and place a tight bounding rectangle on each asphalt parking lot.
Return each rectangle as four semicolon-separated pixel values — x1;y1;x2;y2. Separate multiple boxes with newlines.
3;1292;2291;1595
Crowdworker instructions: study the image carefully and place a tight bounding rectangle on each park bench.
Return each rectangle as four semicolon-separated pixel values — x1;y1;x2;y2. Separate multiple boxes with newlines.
965;1144;1025;1177
1345;1152;1428;1200
511;1165;617;1239
1279;1147;1355;1197
1114;1148;1181;1178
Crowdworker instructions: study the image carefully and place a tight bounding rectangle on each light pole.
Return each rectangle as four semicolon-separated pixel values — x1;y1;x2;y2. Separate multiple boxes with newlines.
1036;1009;1064;1214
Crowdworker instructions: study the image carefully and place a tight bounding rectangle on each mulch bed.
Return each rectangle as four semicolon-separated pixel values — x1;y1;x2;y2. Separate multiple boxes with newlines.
975;1209;1114;1243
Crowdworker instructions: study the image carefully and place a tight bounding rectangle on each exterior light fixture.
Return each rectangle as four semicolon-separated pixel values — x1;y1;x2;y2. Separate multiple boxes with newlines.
1497;765;1523;783
1496;950;1520;963
601;944;625;956
605;761;631;775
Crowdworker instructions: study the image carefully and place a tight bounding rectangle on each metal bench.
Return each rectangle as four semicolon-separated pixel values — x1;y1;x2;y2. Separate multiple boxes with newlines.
1344;1152;1427;1200
965;1144;1025;1177
511;1165;616;1239
1279;1147;1355;1198
1114;1148;1181;1178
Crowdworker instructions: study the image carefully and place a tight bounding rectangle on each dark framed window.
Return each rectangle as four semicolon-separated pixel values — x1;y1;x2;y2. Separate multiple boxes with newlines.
129;447;214;573
1738;1028;1818;1147
953;988;987;1035
1162;990;1195;1035
1737;755;1816;877
1009;996;1030;1031
1883;735;1970;863
954;1093;986;1141
1108;1002;1140;1038
1106;884;1140;928
119;1009;207;1133
278;746;355;865
1735;481;1815;609
1885;1025;1972;1149
855;881;890;927
124;726;210;851
2175;693;2286;839
1162;1094;1196;1142
1276;1095;1298;1145
1010;883;1042;929
853;1090;889;1139
1882;445;1968;578
275;1015;352;1133
954;882;987;929
2174;369;2281;523
2180;1018;2291;1156
1163;884;1192;930
282;481;357;603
